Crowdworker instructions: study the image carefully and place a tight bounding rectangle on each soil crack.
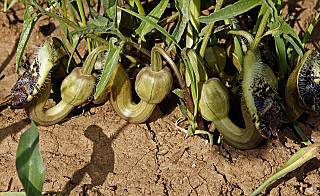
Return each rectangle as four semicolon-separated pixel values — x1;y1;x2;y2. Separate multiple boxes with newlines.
146;123;170;195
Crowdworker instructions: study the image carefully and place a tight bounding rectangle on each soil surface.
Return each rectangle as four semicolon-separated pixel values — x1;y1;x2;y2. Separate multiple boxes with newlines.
0;1;320;196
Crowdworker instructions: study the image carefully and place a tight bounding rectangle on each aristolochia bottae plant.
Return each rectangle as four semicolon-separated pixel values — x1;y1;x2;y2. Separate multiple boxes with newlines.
1;0;320;195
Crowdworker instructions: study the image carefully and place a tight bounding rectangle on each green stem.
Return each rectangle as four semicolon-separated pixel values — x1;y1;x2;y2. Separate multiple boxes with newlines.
76;0;87;26
194;129;214;145
123;38;151;57
82;45;108;74
134;0;145;16
293;123;312;146
228;30;254;47
252;1;266;34
199;0;224;57
3;0;8;12
251;143;320;196
86;34;151;58
30;1;79;28
76;0;92;52
151;47;184;89
150;47;163;72
62;0;67;18
252;4;270;50
152;47;194;115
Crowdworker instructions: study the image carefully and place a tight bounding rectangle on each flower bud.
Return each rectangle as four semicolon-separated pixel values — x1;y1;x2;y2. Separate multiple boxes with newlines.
61;67;96;106
135;66;173;104
199;78;229;121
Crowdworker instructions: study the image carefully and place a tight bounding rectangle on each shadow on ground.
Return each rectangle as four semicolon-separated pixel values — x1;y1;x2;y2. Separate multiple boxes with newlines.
0;118;30;143
59;123;127;195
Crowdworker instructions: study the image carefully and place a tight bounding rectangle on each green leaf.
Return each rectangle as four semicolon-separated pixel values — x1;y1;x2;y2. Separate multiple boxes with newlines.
94;38;124;99
166;0;190;49
177;99;193;121
106;0;117;22
302;12;320;45
135;0;169;42
275;36;288;79
16;122;45;196
90;8;110;25
251;143;320;196
172;88;183;99
268;17;304;56
263;0;279;18
199;0;262;24
16;6;39;71
181;49;208;117
283;34;303;57
70;22;113;35
69;0;81;22
120;7;181;49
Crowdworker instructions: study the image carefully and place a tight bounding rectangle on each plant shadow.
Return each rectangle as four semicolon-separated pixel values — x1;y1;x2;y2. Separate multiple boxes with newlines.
0;36;19;75
0;118;30;143
59;123;127;195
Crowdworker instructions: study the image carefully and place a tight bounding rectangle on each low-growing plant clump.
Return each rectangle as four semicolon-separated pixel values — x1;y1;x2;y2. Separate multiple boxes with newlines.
0;0;320;195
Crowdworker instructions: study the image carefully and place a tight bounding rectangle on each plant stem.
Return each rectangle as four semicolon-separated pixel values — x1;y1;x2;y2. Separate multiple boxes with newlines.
251;143;320;195
199;0;224;57
76;0;87;26
123;38;151;57
76;0;92;52
160;12;179;26
252;4;270;50
61;0;67;18
82;45;108;74
3;0;8;12
252;2;265;34
228;30;254;47
29;1;79;28
151;47;194;114
293;123;312;146
150;47;163;72
134;0;145;16
151;47;184;88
